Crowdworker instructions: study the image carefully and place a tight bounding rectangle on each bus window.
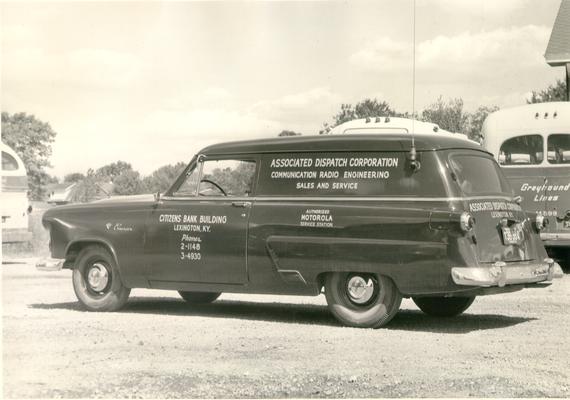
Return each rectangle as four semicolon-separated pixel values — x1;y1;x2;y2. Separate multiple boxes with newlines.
547;134;570;164
498;134;543;165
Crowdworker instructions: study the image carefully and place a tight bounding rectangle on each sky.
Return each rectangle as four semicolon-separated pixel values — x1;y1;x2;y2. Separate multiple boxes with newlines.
1;0;566;178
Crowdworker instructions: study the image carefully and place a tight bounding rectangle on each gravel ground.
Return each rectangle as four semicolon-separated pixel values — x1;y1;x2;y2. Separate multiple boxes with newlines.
2;258;569;398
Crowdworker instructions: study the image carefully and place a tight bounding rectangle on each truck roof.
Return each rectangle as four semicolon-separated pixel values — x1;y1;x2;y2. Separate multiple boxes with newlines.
199;134;486;156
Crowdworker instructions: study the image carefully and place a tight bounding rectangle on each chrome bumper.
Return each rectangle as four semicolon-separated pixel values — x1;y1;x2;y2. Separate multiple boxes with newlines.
541;232;570;241
36;258;65;272
452;259;564;287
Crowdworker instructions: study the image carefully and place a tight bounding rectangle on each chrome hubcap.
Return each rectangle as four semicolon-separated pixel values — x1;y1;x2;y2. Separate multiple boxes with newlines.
87;262;109;292
346;275;375;304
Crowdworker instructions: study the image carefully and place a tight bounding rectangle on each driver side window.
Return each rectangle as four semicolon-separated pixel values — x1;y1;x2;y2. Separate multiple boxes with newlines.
199;159;256;197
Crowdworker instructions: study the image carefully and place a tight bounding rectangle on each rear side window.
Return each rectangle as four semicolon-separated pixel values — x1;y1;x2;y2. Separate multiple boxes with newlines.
498;134;543;165
547;134;570;164
2;151;19;171
449;153;510;195
257;152;446;197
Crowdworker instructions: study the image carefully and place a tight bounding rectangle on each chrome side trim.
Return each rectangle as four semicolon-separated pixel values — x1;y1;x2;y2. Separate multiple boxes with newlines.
160;195;516;203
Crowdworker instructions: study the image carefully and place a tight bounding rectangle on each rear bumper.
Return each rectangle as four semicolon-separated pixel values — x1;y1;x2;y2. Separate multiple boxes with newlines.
36;258;65;272
451;259;563;287
541;232;570;248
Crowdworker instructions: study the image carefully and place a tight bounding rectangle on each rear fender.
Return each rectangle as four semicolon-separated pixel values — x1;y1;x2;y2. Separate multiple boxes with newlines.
265;235;446;295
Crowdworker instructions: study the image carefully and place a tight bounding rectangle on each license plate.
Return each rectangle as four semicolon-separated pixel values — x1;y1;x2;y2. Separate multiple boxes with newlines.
501;224;524;245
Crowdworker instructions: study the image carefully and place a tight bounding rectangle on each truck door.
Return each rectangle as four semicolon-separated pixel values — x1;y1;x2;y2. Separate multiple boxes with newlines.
144;156;257;285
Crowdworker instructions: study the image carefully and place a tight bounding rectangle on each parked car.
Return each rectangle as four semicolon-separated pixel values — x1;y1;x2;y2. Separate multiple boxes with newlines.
1;141;32;243
37;134;563;328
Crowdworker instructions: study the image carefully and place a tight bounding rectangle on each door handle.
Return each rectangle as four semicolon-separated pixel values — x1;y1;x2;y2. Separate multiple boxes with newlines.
232;201;252;208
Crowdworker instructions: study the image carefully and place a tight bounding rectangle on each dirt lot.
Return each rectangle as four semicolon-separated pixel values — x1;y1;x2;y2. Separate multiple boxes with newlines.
2;258;569;398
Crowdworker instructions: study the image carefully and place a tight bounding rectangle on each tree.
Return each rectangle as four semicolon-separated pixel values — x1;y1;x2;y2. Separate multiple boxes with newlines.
64;172;85;184
45;174;59;184
320;98;401;134
143;162;186;193
528;79;567;103
278;130;302;137
1;112;57;199
466;105;499;142
421;97;469;134
113;170;145;195
71;169;108;203
96;161;133;182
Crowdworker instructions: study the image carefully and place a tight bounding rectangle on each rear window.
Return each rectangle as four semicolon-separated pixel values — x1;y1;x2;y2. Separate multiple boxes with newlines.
257;151;446;197
449;153;511;195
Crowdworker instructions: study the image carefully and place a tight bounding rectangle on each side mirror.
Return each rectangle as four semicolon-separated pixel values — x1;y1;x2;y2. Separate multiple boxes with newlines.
514;195;522;205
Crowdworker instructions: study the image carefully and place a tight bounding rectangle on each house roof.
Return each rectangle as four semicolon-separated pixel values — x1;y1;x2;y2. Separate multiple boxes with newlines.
545;0;570;66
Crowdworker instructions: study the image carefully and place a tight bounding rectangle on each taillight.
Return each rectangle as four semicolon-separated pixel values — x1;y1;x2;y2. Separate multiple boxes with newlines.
459;212;475;232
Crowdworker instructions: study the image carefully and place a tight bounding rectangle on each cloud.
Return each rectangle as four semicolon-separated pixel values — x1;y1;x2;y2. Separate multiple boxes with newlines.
427;0;530;15
67;48;143;87
418;25;549;69
203;87;232;101
350;25;550;78
2;24;143;88
349;37;412;71
250;87;341;126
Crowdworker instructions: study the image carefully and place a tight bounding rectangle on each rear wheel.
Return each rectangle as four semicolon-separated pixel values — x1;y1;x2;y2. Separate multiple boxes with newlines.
72;245;130;311
413;296;475;317
325;272;402;328
178;291;221;304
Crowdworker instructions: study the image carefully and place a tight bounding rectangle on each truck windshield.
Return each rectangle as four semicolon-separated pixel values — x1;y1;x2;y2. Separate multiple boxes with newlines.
449;153;511;195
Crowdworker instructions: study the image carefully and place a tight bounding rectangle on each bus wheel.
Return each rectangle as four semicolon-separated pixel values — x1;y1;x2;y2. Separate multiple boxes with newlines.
412;296;475;317
325;272;402;328
72;245;130;311
178;291;221;304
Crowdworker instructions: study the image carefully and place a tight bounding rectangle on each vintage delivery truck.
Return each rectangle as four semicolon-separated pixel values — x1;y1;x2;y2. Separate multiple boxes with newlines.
37;134;563;328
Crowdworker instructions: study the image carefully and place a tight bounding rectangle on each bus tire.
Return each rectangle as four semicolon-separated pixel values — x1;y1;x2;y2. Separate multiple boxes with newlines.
178;291;221;304
325;272;402;328
72;245;130;311
413;296;475;317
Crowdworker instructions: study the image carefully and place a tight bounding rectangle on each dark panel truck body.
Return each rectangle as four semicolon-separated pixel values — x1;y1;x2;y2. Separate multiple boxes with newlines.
38;134;563;328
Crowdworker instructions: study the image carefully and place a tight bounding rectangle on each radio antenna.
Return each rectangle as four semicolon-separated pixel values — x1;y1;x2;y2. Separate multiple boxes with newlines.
409;0;420;172
411;0;416;146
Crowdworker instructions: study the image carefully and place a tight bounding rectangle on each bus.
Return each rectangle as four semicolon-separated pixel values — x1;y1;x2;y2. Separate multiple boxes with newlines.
482;102;570;267
328;116;463;136
1;142;32;243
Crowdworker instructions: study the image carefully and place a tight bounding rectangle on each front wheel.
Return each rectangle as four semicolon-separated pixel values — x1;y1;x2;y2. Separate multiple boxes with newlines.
178;291;221;304
412;296;475;317
325;272;402;328
72;245;130;311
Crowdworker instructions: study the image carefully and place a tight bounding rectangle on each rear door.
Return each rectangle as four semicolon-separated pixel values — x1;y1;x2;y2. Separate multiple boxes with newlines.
448;151;536;263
